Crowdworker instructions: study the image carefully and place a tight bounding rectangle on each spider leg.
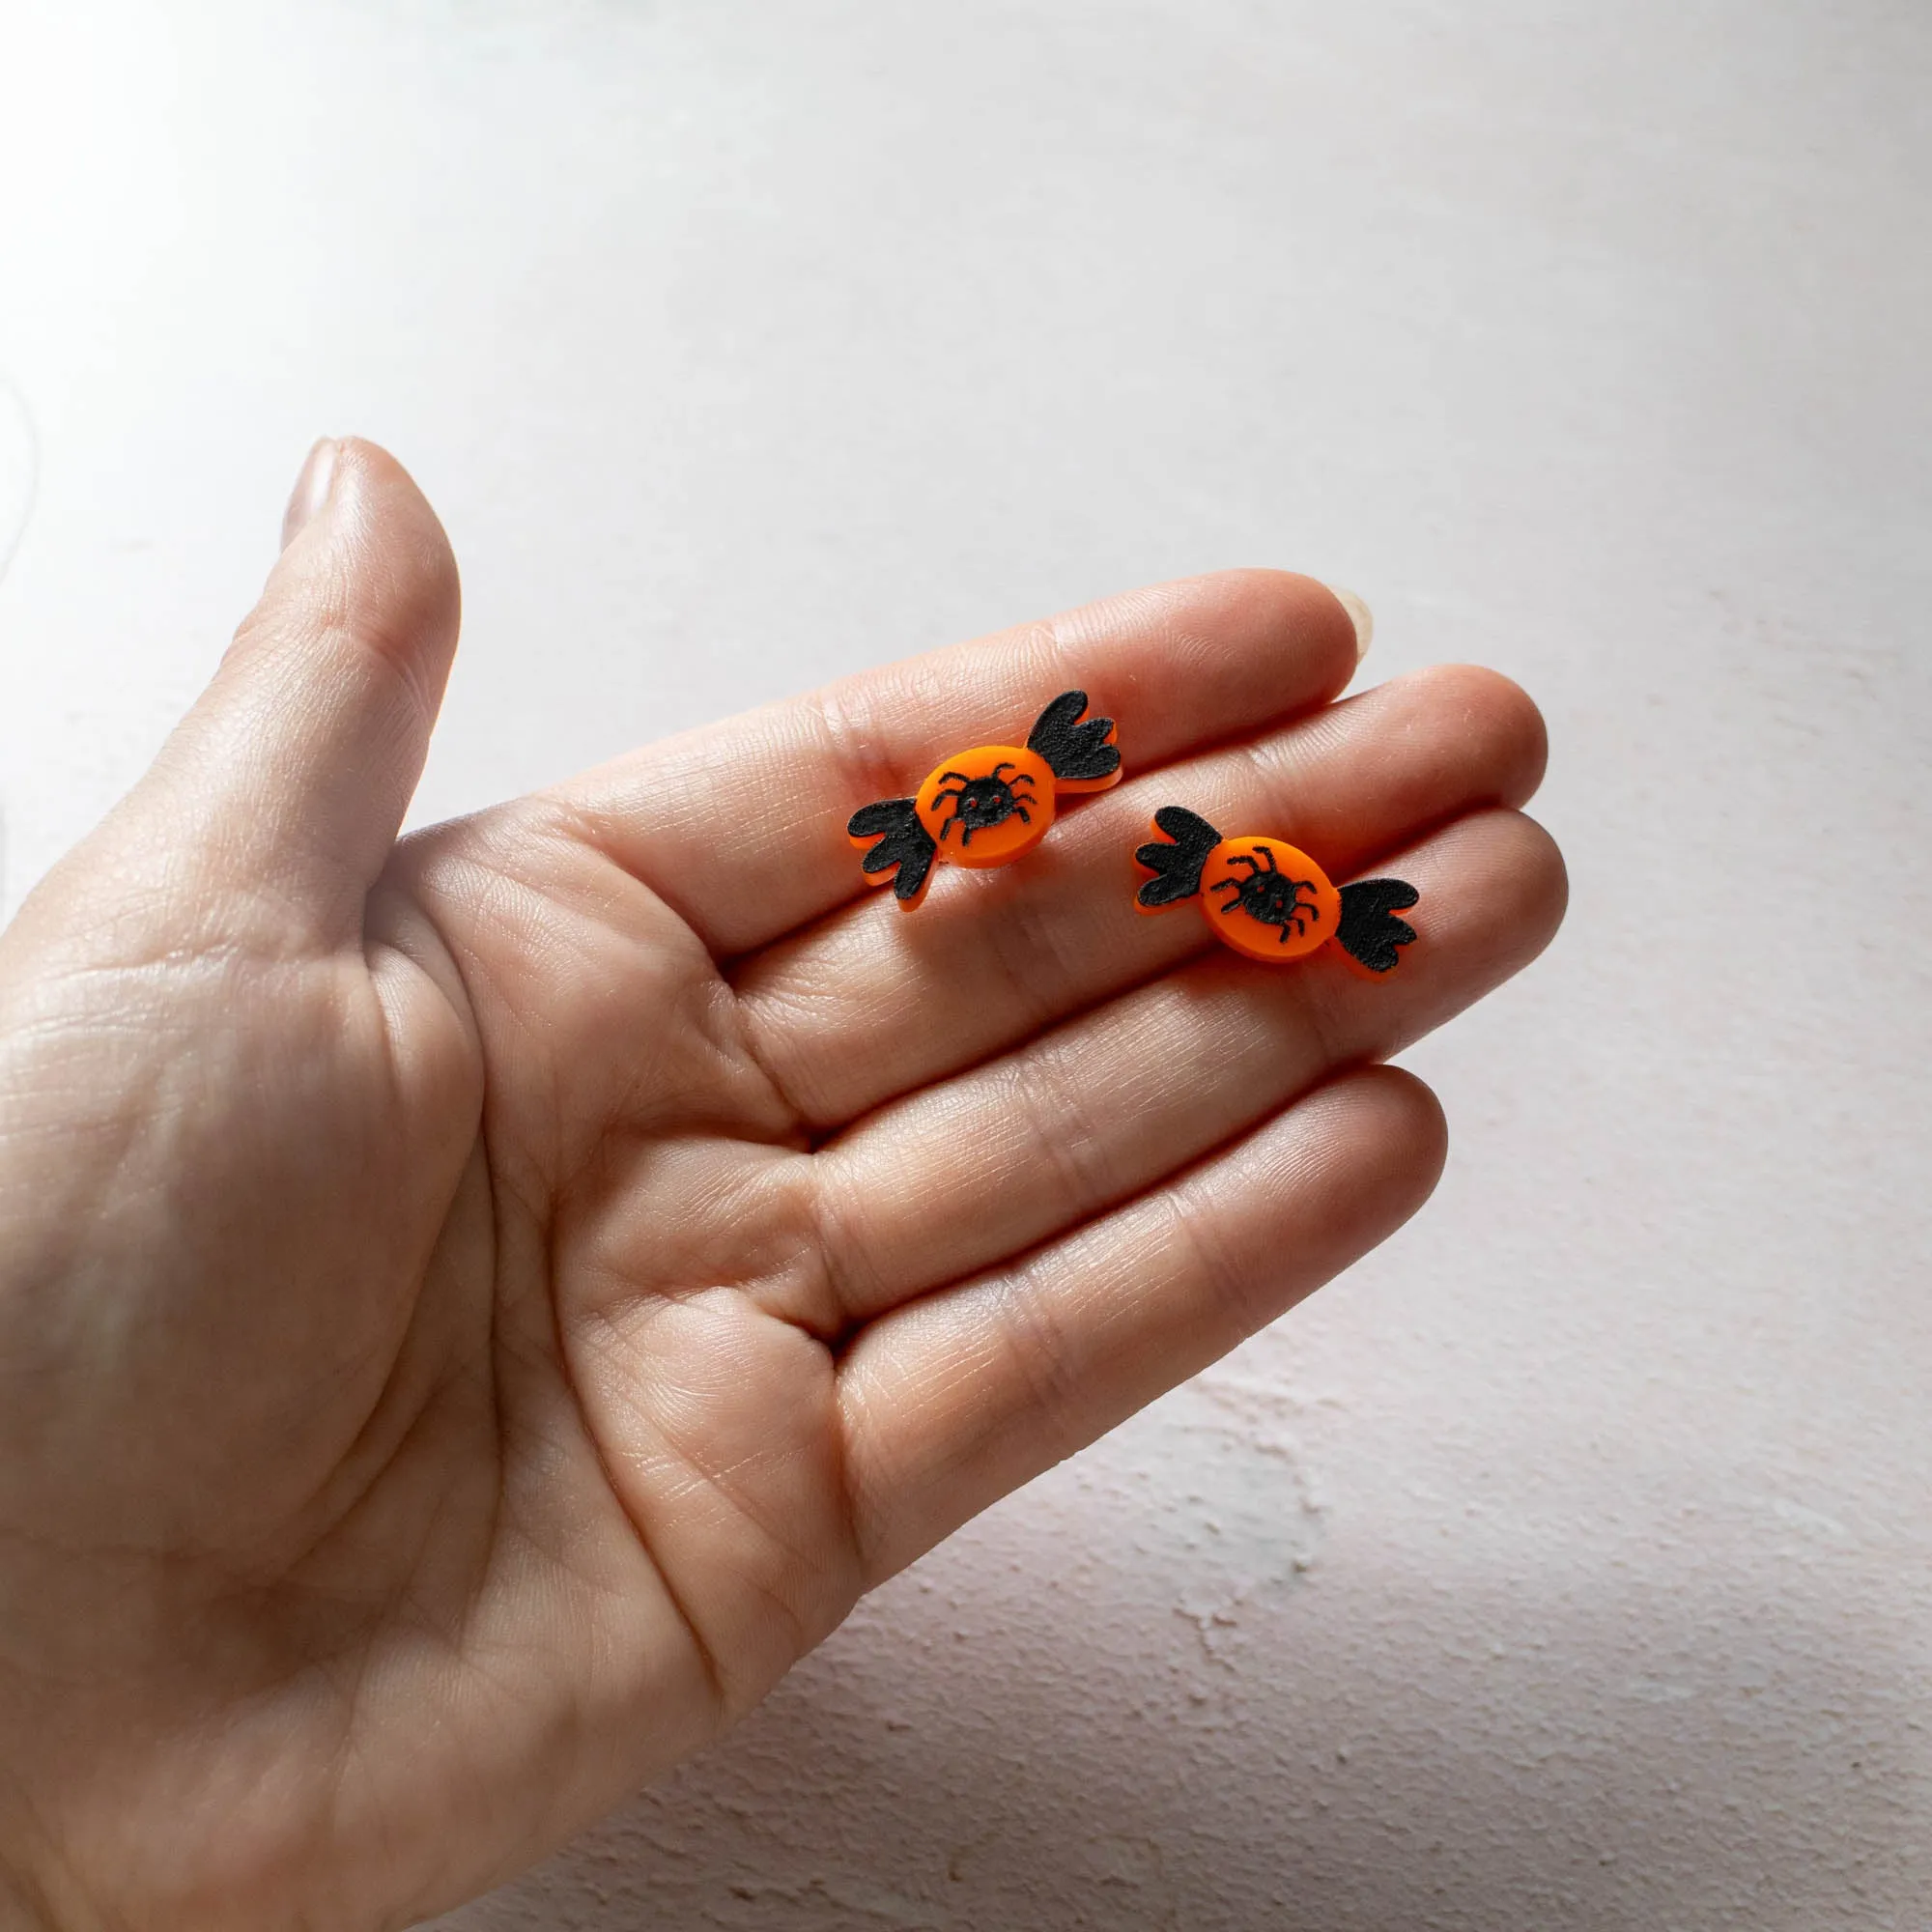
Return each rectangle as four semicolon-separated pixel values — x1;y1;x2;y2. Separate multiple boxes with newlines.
940;771;973;785
1013;805;1032;824
991;761;1017;780
1227;852;1262;877
1209;875;1240;899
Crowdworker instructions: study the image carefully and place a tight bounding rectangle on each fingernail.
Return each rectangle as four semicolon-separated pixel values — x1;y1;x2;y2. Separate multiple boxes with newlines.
1325;584;1374;663
281;438;339;550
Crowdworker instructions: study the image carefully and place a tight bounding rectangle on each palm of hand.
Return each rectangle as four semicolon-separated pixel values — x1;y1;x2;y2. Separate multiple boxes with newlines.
0;443;1561;1930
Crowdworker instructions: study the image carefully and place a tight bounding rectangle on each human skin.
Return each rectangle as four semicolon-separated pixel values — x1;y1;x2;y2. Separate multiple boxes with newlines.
0;440;1564;1929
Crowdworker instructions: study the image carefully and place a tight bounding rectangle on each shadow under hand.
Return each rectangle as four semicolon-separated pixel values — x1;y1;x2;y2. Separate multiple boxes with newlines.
438;1384;1926;1932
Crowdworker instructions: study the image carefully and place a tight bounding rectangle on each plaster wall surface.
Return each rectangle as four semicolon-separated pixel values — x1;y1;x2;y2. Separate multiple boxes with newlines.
1;3;1928;1925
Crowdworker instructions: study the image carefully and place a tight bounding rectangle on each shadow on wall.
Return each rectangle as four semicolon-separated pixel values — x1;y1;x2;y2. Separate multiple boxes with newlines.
441;1492;1924;1931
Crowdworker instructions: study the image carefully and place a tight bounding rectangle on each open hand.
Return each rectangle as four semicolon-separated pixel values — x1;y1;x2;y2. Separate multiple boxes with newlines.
0;440;1563;1929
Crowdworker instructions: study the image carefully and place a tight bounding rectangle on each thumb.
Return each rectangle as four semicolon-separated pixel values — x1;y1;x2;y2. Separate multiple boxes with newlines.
128;437;462;943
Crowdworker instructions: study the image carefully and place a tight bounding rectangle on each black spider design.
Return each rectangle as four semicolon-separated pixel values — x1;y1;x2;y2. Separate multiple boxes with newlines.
930;762;1037;845
1209;846;1322;942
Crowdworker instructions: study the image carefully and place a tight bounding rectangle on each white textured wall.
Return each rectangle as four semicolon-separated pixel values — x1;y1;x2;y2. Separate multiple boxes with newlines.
3;3;1930;1925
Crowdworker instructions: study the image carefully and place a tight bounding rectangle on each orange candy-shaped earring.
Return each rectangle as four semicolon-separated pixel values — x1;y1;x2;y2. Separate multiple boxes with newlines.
847;691;1122;909
1135;806;1419;977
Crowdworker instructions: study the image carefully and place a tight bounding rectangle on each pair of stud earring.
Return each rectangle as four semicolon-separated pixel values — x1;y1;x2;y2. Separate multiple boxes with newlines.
846;690;1419;976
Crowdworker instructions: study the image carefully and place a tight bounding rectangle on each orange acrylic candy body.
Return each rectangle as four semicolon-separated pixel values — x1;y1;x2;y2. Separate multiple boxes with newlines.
1199;837;1343;961
914;745;1055;867
1134;806;1419;977
847;692;1121;909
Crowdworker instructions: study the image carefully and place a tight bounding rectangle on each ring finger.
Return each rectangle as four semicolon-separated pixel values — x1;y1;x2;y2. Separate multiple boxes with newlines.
793;807;1563;1330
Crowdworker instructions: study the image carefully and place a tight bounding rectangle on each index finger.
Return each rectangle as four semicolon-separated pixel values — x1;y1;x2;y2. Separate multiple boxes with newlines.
552;571;1364;956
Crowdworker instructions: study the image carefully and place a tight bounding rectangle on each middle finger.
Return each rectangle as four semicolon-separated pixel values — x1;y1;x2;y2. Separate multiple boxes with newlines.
733;664;1547;1127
